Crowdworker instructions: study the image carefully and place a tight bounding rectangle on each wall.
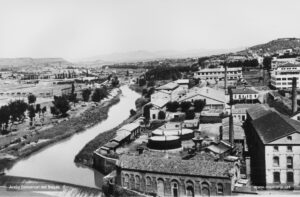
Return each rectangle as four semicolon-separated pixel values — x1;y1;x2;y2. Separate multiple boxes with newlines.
116;168;233;197
93;152;118;174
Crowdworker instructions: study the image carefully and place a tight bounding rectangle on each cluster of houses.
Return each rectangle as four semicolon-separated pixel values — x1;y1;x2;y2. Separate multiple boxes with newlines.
97;52;300;196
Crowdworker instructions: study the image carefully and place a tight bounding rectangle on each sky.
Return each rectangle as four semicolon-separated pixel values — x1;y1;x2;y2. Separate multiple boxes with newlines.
0;0;300;61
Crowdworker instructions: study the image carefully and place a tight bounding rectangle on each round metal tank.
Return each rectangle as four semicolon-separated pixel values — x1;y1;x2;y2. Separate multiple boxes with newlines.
147;136;181;150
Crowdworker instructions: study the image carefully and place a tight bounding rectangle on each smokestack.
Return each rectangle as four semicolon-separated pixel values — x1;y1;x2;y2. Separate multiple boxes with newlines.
229;114;234;147
224;64;228;95
292;77;298;114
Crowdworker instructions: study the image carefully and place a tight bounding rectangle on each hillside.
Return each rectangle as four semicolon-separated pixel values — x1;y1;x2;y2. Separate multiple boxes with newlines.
248;38;300;53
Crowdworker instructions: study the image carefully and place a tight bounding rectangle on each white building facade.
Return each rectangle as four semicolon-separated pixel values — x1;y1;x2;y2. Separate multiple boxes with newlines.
194;67;242;81
270;63;300;89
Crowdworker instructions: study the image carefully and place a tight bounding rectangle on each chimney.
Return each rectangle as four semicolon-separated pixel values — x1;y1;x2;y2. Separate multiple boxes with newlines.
224;64;228;95
229;114;234;147
292;77;298;114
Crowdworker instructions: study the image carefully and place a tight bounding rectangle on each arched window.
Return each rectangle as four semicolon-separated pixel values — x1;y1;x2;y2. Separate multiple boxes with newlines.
186;181;194;197
217;183;224;195
287;172;294;183
146;177;152;192
273;156;279;166
123;174;129;188
201;182;210;197
135;175;140;190
171;180;179;197
157;179;165;197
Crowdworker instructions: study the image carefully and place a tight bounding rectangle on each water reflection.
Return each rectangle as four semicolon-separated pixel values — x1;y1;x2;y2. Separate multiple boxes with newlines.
5;86;140;188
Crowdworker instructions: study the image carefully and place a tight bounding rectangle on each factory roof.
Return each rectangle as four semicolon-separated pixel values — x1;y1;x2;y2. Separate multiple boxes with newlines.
178;87;226;103
156;82;179;90
117;155;234;178
246;104;272;120
231;88;258;95
119;123;140;132
251;111;300;144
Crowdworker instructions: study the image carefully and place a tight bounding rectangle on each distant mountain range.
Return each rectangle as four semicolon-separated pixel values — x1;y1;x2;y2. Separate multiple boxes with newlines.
2;38;300;68
75;48;243;65
0;57;70;68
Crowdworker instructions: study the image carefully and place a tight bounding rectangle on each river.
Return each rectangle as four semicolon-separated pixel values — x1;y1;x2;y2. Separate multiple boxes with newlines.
5;85;140;188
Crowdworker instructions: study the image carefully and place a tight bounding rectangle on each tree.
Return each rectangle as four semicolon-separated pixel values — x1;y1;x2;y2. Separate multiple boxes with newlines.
50;106;59;117
194;99;206;112
68;93;77;106
142;88;148;96
92;88;107;102
82;89;91;102
0;105;10;131
166;101;180;112
111;76;119;87
52;96;70;117
263;56;272;70
185;110;195;120
147;80;155;87
35;104;41;117
28;94;36;104
130;109;136;117
146;87;155;98
158;111;166;120
8;100;28;125
28;105;35;126
143;104;152;120
138;78;146;87
180;101;192;112
71;83;75;94
135;97;149;109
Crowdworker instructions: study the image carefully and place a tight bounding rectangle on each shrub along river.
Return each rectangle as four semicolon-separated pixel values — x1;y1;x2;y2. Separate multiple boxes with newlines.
5;85;140;188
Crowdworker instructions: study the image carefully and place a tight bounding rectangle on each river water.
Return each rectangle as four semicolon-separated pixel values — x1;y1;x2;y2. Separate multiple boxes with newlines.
5;85;140;188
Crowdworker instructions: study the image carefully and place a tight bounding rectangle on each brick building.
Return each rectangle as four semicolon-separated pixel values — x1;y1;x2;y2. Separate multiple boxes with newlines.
115;154;240;196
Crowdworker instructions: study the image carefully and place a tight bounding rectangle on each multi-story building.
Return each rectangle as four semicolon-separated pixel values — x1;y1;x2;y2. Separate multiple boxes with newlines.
270;63;300;89
271;57;299;70
115;154;240;196
245;105;300;188
194;67;242;81
231;88;259;104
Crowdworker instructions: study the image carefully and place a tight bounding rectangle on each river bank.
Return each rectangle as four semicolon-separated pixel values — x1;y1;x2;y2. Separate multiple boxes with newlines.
74;108;142;168
74;85;143;169
0;88;122;172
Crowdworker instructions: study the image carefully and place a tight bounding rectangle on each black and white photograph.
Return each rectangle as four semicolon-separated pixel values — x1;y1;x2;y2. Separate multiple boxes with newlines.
0;0;300;196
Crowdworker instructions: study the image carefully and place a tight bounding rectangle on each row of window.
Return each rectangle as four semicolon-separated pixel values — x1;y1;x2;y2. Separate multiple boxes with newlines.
273;145;292;152
273;156;293;168
273;172;294;183
122;174;224;196
196;71;241;75
275;82;293;85
276;77;297;81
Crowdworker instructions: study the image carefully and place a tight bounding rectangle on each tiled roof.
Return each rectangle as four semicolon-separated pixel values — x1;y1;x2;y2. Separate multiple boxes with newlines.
247;104;271;120
117;154;234;178
179;87;226;103
151;99;169;108
119;123;140;132
156;82;179;90
251;112;298;144
231;88;258;94
234;104;257;109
